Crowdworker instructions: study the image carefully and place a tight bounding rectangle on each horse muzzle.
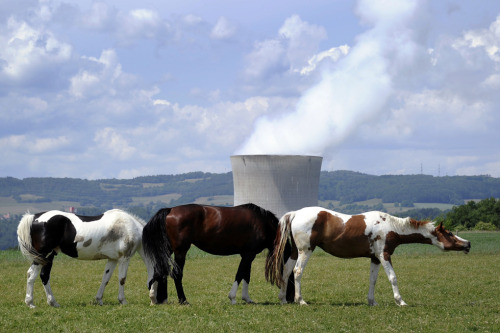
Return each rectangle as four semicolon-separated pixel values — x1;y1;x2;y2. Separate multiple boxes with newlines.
463;241;471;254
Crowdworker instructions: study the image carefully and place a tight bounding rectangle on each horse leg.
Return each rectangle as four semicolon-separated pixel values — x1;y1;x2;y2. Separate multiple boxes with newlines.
117;257;131;305
293;249;312;305
95;260;117;305
229;253;256;304
278;257;296;304
39;252;60;307
173;252;189;305
25;263;42;308
240;254;256;304
367;258;381;306
379;255;407;306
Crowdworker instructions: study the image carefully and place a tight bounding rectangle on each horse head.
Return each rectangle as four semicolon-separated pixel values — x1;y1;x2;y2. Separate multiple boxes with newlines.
433;222;471;254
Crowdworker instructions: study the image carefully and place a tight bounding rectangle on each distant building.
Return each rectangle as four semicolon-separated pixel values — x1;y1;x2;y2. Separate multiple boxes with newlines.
231;155;323;218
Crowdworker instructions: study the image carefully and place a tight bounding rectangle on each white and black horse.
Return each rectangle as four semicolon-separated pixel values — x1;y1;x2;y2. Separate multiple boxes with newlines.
17;209;153;308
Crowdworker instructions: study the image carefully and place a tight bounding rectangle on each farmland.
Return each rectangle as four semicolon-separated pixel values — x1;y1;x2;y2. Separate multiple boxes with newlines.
1;232;499;332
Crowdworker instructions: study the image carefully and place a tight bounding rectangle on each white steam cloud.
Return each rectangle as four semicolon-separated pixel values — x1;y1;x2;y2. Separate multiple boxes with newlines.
236;0;421;156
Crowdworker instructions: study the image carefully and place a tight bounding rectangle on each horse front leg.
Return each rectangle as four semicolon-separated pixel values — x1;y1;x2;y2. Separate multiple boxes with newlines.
25;263;42;308
294;249;312;305
95;260;117;305
367;258;381;306
229;254;256;304
380;255;407;306
173;252;189;305
278;257;296;304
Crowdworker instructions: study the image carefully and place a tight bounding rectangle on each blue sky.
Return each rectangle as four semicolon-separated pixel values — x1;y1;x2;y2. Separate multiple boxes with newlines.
1;0;500;179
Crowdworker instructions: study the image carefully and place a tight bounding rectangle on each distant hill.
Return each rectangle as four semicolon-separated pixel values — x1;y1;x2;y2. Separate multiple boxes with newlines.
1;171;499;250
1;171;499;211
319;171;500;205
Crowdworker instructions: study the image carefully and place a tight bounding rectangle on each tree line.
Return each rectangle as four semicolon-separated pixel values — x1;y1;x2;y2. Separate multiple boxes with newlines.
2;171;499;209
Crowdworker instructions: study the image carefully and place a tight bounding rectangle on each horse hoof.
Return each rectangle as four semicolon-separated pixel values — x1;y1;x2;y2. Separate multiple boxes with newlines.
298;300;308;306
242;298;255;304
93;298;103;306
179;300;190;305
119;299;128;305
368;300;378;306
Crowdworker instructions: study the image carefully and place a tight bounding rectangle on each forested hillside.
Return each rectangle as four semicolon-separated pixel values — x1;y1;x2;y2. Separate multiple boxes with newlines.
1;171;499;249
319;171;500;205
1;171;499;209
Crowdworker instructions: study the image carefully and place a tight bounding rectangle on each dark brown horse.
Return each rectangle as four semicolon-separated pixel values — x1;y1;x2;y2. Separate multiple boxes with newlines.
142;203;293;305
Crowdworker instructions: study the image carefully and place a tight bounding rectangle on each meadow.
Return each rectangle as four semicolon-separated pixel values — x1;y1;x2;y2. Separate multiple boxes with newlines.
1;232;498;332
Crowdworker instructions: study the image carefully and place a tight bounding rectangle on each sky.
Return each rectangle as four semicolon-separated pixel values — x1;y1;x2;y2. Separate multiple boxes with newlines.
1;0;500;179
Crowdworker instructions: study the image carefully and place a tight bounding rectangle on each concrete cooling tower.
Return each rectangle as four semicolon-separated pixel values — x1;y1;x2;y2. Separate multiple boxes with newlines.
230;155;323;218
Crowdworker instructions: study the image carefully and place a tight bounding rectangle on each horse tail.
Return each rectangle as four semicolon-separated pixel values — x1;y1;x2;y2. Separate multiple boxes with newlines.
142;208;177;281
266;211;294;288
17;213;47;265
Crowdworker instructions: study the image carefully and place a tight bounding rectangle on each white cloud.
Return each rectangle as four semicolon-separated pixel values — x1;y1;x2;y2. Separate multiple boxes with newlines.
94;127;136;160
211;16;237;40
69;49;134;99
0;17;72;87
454;14;500;62
279;15;327;72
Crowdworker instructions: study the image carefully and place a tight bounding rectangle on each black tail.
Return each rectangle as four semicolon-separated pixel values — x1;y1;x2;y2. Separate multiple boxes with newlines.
142;208;176;284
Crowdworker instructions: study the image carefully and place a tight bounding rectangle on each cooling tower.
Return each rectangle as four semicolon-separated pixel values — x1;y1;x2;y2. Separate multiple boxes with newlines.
231;155;323;218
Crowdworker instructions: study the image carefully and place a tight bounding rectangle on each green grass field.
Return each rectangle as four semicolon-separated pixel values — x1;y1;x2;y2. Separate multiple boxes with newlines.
1;232;499;332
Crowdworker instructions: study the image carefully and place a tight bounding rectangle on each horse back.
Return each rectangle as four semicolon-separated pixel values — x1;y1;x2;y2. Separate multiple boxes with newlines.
166;204;274;255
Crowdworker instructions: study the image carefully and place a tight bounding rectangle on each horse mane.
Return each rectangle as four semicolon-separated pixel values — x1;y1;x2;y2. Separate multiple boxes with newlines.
104;209;147;226
380;212;433;233
240;203;278;221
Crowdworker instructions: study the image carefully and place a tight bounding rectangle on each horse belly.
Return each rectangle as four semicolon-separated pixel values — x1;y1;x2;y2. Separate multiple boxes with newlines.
193;234;264;256
320;237;372;259
76;241;119;260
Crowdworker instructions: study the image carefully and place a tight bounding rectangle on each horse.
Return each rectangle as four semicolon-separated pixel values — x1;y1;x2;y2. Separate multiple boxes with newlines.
17;209;154;308
266;207;471;306
142;203;294;305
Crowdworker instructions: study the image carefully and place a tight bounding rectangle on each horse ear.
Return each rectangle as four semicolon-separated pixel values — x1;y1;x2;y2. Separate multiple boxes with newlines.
438;222;444;230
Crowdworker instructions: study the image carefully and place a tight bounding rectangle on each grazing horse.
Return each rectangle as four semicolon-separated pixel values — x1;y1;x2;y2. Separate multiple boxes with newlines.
17;209;153;308
266;207;471;306
142;203;293;305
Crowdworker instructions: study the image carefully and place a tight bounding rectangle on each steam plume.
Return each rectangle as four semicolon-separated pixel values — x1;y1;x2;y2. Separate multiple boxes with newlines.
237;0;421;156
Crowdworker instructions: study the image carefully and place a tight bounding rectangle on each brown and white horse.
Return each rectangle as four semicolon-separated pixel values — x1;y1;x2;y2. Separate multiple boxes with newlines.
142;203;294;305
266;207;471;306
17;209;154;308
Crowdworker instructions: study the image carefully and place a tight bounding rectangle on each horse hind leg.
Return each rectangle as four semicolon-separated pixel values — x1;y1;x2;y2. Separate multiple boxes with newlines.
229;254;256;304
278;257;296;304
25;263;42;308
294;249;312;305
95;260;118;305
117;257;131;305
40;252;60;307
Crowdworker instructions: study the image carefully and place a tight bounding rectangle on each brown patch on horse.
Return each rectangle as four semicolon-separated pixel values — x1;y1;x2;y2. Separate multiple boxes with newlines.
383;231;432;261
310;212;371;258
409;219;431;229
